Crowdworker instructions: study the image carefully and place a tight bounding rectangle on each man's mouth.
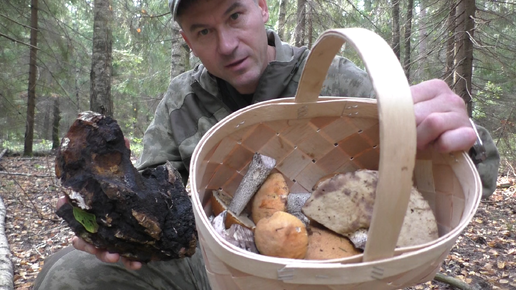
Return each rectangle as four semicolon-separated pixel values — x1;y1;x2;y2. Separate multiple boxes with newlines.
226;57;247;69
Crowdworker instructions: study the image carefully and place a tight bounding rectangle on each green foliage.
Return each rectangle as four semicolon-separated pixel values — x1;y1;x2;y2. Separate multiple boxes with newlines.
2;139;53;154
129;139;144;159
474;82;502;119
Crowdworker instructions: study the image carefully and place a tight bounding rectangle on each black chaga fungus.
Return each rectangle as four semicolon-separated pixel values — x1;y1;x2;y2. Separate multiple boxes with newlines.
55;111;197;262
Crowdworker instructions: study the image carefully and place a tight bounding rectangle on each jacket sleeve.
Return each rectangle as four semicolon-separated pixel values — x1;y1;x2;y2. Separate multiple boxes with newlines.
474;124;500;199
135;93;188;183
320;56;375;98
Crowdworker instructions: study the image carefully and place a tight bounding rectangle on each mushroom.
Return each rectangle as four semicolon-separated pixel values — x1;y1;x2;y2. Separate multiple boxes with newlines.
305;224;361;260
211;190;255;230
254;211;308;259
251;172;289;224
302;170;439;249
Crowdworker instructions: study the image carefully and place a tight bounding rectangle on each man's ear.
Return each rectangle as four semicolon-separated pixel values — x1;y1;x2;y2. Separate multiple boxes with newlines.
180;30;197;57
258;0;269;23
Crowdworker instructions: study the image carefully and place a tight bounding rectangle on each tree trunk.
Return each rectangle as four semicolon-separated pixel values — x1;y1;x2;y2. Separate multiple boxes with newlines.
307;2;313;49
418;0;428;80
89;0;113;117
0;196;13;290
295;0;306;47
52;95;60;150
170;22;186;79
391;0;401;60
42;98;51;140
403;0;414;80
74;8;81;114
454;0;476;116
445;1;457;87
278;0;287;40
23;0;39;157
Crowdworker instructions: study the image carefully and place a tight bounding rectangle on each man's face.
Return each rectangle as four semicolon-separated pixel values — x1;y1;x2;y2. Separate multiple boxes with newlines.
179;0;273;94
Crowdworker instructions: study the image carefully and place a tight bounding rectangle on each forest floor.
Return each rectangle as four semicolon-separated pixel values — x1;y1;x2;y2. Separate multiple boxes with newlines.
0;155;515;290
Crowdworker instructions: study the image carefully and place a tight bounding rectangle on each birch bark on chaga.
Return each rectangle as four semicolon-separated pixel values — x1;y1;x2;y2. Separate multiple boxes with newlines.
55;111;197;262
0;196;13;290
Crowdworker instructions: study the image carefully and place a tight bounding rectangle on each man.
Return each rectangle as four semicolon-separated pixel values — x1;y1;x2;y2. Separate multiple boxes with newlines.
34;0;500;288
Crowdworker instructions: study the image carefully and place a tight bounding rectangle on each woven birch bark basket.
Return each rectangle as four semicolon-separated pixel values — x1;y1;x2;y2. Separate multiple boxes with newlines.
189;28;482;290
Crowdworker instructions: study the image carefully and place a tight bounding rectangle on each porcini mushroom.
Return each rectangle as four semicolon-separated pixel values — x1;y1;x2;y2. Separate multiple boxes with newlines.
302;170;438;249
254;211;308;259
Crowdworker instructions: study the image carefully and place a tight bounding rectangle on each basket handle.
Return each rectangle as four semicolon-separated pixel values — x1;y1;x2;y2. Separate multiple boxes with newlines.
296;28;417;262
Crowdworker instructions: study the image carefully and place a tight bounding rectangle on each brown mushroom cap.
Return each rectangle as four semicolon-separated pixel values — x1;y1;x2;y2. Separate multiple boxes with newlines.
254;211;308;259
302;170;438;248
251;172;289;224
305;225;361;260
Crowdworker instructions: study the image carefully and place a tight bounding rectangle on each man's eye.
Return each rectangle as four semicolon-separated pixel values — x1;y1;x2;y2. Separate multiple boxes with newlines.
230;13;240;20
199;29;209;36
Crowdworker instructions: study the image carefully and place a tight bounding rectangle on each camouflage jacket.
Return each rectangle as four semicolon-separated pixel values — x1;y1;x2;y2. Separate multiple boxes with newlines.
136;30;499;197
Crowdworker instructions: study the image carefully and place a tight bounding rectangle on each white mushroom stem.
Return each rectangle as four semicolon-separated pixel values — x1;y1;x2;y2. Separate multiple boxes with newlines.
228;153;276;216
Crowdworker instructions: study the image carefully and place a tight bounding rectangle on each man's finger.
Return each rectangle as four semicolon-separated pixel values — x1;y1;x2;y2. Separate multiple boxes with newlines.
432;127;477;153
411;79;451;104
122;258;142;270
100;251;121;264
56;196;69;210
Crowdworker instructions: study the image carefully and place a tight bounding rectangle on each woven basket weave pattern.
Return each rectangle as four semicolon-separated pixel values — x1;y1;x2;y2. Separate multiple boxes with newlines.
199;112;380;198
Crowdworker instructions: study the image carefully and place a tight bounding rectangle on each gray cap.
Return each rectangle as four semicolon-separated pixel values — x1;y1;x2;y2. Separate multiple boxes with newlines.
168;0;181;21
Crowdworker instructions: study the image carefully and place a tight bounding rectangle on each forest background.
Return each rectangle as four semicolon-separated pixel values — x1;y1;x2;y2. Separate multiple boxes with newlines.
1;0;515;171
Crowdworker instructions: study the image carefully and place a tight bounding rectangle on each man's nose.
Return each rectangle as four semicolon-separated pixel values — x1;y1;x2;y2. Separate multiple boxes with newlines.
217;29;238;56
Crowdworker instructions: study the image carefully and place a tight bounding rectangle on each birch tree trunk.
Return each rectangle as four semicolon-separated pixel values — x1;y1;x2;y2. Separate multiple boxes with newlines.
90;0;114;117
23;0;39;156
454;0;476;116
0;195;13;290
403;0;414;80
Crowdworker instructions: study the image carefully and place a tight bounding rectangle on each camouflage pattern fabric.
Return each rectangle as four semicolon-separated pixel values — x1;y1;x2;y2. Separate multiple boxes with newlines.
33;246;211;290
475;125;500;198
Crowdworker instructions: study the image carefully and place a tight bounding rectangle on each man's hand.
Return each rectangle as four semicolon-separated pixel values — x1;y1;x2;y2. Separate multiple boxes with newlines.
57;196;144;270
411;79;477;152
